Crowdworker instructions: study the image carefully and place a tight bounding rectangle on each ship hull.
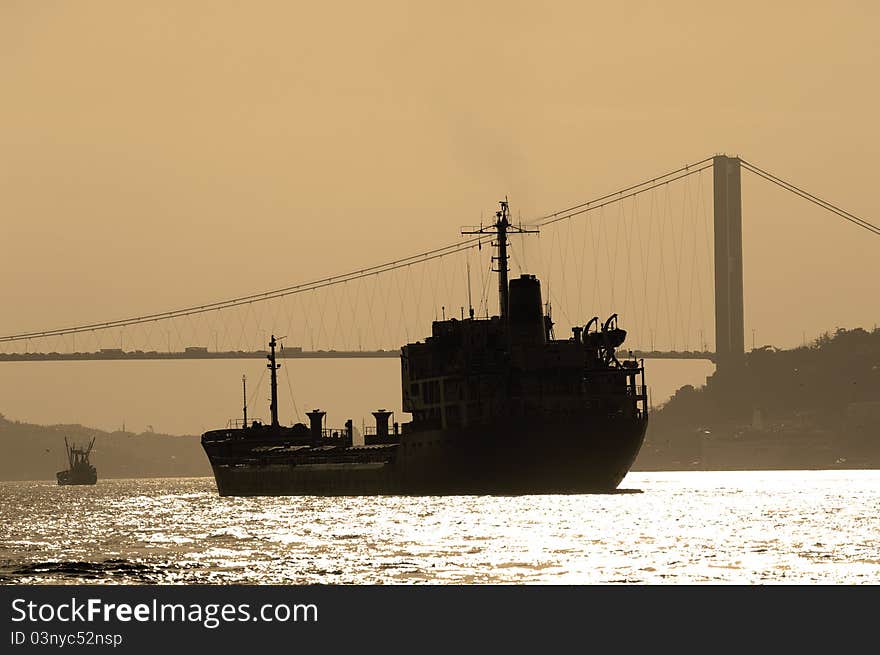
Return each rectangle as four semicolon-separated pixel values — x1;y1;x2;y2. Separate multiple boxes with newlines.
204;414;647;496
56;469;97;486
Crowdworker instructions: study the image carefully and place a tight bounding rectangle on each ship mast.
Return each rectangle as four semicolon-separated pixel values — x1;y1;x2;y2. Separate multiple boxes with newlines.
242;374;248;427
267;335;280;428
495;201;511;319
462;199;538;321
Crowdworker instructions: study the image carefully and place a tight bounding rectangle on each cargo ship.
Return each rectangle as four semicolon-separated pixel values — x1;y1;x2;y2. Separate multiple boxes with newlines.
201;201;648;495
57;436;98;485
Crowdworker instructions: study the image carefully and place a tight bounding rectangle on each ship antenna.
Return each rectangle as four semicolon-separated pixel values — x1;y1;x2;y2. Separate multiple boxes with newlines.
495;199;510;319
462;196;538;322
466;258;474;319
267;335;280;428
242;374;248;427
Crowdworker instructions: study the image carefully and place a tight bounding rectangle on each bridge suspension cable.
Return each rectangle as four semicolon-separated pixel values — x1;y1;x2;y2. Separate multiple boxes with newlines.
2;154;875;345
739;159;880;236
0;238;482;343
0;156;716;344
532;156;716;227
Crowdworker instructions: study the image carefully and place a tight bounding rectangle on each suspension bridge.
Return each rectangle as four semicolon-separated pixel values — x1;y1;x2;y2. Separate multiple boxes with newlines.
1;154;877;380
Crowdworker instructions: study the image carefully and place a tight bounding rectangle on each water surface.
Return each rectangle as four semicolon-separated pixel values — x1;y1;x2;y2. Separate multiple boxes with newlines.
1;470;877;584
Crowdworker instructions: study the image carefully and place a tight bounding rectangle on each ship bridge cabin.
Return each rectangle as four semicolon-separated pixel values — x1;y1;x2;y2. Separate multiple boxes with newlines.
401;274;647;433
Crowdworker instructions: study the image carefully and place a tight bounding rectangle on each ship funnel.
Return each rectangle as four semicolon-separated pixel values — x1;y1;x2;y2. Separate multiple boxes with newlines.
508;275;546;345
306;409;326;441
372;409;392;438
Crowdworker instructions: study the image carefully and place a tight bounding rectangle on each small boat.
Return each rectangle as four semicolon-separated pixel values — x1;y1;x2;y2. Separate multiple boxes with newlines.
56;436;97;485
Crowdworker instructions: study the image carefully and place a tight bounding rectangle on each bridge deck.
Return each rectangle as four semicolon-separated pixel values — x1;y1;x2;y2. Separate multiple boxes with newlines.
0;350;716;362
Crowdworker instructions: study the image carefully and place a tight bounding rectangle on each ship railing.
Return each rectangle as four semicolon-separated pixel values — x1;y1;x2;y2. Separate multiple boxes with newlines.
216;449;392;466
321;427;350;440
363;426;401;437
227;418;263;429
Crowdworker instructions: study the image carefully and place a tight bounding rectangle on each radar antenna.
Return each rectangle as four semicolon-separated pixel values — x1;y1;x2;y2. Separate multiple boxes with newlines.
462;198;538;320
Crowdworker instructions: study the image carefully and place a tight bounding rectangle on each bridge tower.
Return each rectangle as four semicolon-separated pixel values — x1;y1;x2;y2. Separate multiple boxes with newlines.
713;155;745;376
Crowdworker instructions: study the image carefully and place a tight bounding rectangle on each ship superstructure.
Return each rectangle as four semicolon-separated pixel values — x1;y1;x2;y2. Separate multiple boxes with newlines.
202;201;648;495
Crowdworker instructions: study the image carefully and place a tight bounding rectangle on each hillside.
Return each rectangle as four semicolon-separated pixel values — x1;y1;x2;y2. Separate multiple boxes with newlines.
635;327;880;470
0;414;210;481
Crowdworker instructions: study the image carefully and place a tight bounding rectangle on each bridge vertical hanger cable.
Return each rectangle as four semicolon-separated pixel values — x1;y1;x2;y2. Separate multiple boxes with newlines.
589;207;602;325
641;189;657;351
670;179;686;349
397;266;412;344
671;179;686;350
676;178;690;349
673;181;686;350
621;195;637;349
358;276;369;350
561;217;574;316
573;203;588;321
384;270;396;347
625;195;642;349
696;168;713;351
282;364;302;423
334;279;348;350
612;195;624;307
247;368;267;421
246;303;262;350
413;257;427;326
439;257;449;322
684;175;698;351
297;293;311;352
375;270;391;348
315;286;331;351
554;217;572;326
381;267;395;347
365;273;380;350
232;304;245;352
396;263;409;345
610;201;625;337
281;294;296;355
656;184;673;351
368;272;381;349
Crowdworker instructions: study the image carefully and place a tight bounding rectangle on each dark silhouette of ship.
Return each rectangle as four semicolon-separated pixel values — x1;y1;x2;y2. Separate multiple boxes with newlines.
202;201;648;495
57;436;97;485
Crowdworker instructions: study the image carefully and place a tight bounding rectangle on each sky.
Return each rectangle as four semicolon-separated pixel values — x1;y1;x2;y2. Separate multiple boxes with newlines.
2;1;879;351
